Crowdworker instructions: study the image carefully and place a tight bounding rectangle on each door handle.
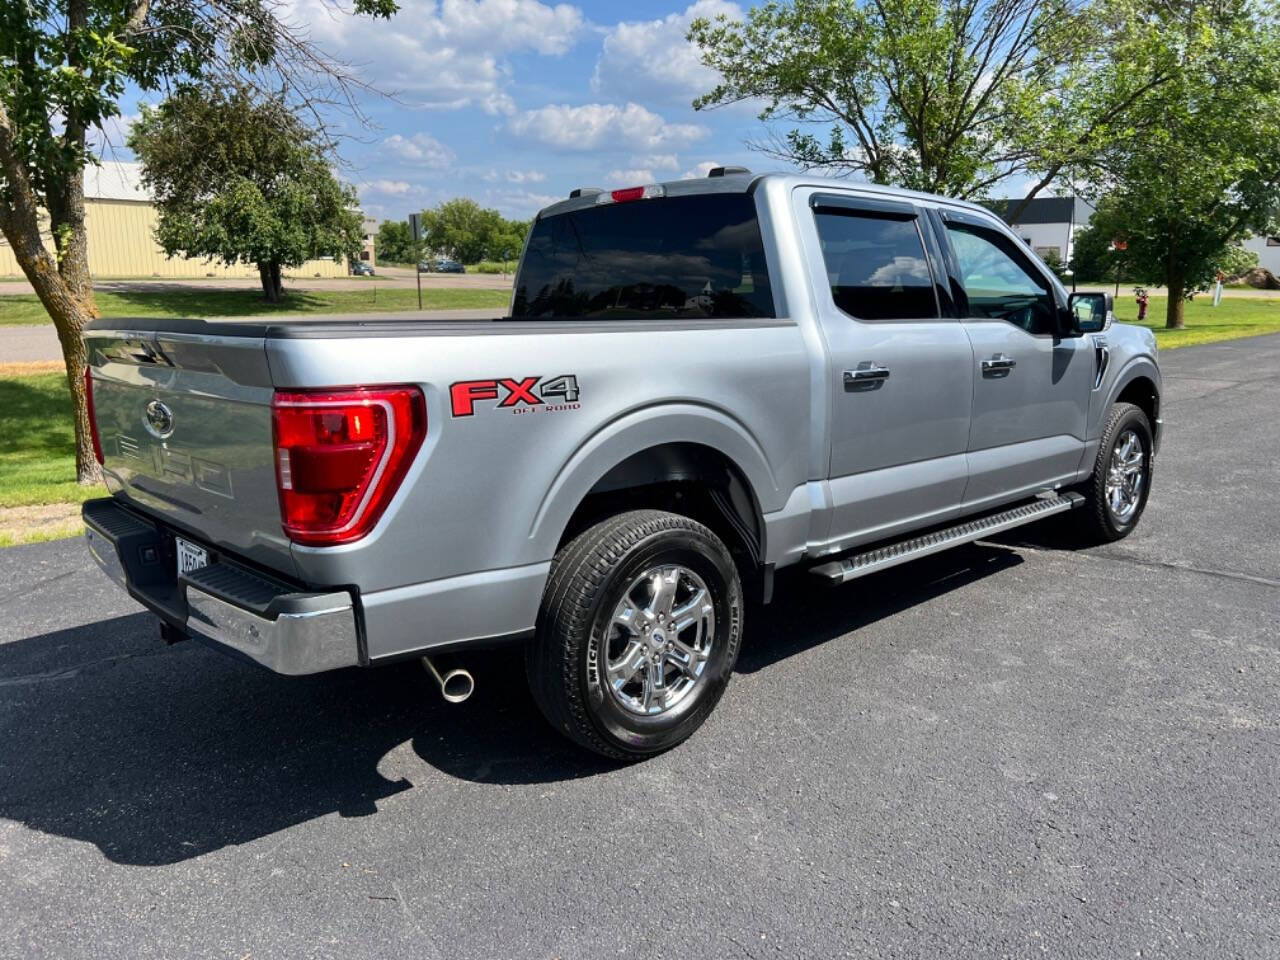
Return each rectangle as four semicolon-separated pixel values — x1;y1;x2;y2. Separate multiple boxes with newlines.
843;364;891;384
981;354;1016;375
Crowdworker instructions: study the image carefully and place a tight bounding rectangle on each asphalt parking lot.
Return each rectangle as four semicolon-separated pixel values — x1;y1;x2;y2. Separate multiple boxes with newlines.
2;335;1277;959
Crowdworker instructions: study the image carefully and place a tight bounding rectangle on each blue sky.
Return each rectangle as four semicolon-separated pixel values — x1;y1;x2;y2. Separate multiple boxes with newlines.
100;0;1031;224
320;0;769;222
98;1;768;223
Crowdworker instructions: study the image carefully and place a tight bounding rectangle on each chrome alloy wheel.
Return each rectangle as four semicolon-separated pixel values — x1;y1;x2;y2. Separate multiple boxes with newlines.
1106;428;1145;523
603;565;715;717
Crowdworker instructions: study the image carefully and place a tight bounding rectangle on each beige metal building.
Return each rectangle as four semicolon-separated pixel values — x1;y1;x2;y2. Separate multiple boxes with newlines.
0;161;349;279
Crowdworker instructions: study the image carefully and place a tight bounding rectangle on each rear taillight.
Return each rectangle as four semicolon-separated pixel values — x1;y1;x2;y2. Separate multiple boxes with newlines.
271;385;426;545
84;367;105;466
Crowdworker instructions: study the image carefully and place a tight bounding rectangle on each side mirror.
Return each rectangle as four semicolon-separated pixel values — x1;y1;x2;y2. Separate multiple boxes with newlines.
1067;291;1111;335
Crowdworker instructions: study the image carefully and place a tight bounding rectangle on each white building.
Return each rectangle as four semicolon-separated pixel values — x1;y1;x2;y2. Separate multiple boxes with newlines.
1243;234;1280;275
989;196;1096;265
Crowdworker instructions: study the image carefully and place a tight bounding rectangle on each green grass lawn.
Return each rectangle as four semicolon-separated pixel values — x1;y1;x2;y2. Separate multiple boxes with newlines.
0;372;102;509
0;286;511;326
1109;295;1280;348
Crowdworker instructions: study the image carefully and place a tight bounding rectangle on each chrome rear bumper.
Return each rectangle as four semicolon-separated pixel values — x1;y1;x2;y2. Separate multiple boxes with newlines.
83;498;360;675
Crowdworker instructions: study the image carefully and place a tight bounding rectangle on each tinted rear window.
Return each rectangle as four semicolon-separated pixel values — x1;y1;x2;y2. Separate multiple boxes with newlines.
814;211;938;320
512;193;774;320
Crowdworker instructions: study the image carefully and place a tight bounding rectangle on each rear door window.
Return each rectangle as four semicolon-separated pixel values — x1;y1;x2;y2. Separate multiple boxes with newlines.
813;210;938;320
512;193;774;320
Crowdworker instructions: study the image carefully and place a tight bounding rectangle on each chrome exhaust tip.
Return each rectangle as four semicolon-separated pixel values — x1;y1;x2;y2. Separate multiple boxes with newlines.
421;656;474;704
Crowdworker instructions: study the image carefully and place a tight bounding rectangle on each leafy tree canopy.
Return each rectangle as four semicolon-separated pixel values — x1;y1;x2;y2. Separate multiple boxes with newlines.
375;219;415;264
1081;0;1280;328
0;0;398;481
129;85;362;301
419;198;528;264
688;0;1176;210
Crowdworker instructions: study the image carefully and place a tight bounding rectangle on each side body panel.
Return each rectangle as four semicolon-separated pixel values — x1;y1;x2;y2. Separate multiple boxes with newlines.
265;318;813;659
961;319;1093;502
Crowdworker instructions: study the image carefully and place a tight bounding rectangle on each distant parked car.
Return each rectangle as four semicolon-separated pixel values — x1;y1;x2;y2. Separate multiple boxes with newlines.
350;262;375;276
417;260;432;273
436;258;465;274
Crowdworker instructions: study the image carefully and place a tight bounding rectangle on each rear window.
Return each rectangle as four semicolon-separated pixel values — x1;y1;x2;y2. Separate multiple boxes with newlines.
814;211;938;320
511;193;775;320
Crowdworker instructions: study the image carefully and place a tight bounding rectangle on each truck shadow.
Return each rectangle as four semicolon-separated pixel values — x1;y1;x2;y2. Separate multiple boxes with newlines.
0;542;1024;866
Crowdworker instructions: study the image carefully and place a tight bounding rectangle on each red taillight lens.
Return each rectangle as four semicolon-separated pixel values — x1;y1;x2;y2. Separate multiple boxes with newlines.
84;367;105;466
271;385;426;545
610;186;647;203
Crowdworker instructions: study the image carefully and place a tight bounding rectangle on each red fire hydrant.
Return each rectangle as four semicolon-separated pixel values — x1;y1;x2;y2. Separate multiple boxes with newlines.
1135;288;1150;321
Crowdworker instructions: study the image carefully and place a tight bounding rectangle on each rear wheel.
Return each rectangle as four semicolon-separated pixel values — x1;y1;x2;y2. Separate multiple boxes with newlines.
527;510;744;759
1077;402;1153;543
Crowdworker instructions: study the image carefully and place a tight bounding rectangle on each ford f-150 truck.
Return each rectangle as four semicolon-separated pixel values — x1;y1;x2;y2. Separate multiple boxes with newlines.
82;170;1161;758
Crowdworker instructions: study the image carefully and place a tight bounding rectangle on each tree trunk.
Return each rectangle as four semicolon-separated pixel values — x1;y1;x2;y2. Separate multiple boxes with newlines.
1165;288;1185;329
0;107;102;484
0;212;102;484
1165;258;1186;329
258;261;285;302
46;161;96;310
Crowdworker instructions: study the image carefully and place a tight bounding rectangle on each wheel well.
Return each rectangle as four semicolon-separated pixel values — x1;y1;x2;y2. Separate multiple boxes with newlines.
558;443;766;589
1117;376;1159;431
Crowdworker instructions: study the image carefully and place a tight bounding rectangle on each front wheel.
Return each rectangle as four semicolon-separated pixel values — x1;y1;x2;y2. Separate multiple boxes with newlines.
1077;401;1154;543
527;510;744;760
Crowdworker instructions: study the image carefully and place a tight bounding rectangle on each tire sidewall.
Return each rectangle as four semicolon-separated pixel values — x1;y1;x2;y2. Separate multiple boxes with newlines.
1099;407;1154;538
579;527;742;755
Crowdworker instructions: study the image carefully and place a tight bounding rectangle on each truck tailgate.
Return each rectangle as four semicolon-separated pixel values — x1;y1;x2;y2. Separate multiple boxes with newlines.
85;322;295;577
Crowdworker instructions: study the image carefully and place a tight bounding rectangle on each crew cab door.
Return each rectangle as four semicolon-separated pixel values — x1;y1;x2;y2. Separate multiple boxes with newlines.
936;210;1093;504
800;192;974;550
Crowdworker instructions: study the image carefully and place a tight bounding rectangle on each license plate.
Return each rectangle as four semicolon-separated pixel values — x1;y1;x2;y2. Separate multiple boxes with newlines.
176;537;209;576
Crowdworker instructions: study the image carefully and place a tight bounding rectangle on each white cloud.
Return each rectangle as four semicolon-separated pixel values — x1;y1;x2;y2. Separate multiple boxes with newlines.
363;179;414;195
507;102;708;152
490;188;562;219
506;169;546;183
635;153;680;171
592;1;743;105
681;160;721;179
382;133;456;167
286;0;586;113
606;168;657;184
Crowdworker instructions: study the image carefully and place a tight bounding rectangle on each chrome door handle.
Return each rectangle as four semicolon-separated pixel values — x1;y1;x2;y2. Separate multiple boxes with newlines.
981;355;1016;374
843;365;891;384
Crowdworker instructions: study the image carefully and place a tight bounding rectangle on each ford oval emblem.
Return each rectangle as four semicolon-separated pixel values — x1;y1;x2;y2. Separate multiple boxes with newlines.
144;399;175;439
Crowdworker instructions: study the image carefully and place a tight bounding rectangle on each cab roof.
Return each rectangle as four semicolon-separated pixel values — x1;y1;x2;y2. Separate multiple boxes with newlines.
536;170;995;220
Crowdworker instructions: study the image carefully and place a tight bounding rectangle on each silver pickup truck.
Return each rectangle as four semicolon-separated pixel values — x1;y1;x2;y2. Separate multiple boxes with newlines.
82;170;1161;758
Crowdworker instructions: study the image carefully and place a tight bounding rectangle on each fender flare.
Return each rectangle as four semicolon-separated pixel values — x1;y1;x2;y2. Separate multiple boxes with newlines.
1100;356;1161;417
527;402;781;554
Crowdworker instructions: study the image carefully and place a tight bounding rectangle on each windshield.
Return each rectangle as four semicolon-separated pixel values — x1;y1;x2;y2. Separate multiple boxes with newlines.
511;193;775;320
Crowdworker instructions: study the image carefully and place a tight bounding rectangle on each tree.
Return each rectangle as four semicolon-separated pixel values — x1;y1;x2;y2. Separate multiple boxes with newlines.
419;198;528;264
1069;217;1123;284
375;219;414;264
0;0;396;484
129;86;361;302
687;0;1172;209
1082;2;1280;328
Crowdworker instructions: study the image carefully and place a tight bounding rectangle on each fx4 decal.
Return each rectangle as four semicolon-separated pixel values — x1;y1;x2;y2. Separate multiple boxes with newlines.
450;375;581;417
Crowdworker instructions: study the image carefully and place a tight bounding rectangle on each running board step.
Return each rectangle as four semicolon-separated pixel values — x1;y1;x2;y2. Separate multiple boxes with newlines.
810;493;1083;584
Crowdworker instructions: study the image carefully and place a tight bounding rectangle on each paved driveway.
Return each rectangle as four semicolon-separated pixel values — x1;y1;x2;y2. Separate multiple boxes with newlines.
1;336;1277;959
